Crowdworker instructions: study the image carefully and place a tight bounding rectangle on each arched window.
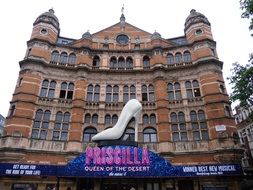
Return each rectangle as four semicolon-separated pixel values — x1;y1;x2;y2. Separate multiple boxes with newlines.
105;114;111;125
225;106;231;117
123;128;135;141
59;82;74;99
110;57;117;68
59;52;68;64
40;79;56;98
83;127;97;142
143;128;157;142
175;52;182;63
68;53;76;64
183;51;192;62
143;114;149;125
190;110;208;140
142;84;155;102
143;56;150;68
31;109;51;140
86;84;100;102
106;85;112;102
51;51;59;63
167;82;181;100
84;113;91;124
92;114;98;124
112;114;118;125
150;114;156;125
171;112;187;141
185;80;201;99
167;54;174;64
126;57;133;69
123;85;136;103
52;111;70;141
93;55;100;67
118;57;125;69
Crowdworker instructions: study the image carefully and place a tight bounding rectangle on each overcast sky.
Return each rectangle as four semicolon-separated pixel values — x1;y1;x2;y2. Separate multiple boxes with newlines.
0;0;252;117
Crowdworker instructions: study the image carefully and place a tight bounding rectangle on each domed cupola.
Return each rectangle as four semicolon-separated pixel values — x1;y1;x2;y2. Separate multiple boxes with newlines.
184;9;210;31
33;9;59;30
151;30;161;40
82;30;92;39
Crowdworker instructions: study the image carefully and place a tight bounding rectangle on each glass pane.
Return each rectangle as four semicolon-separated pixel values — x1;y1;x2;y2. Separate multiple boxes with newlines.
35;110;43;120
168;83;174;90
193;131;200;140
144;134;149;143
142;85;147;92
168;92;174;100
113;94;118;102
202;130;209;140
87;93;92;101
171;113;177;123
179;123;186;131
83;133;91;142
130;85;135;92
48;89;55;98
142;93;148;101
190;111;197;121
61;82;67;90
94;93;99;102
105;115;111;125
130;93;136;100
42;80;49;87
150;114;156;124
150;134;157;142
192;80;199;87
62;123;69;130
31;129;39;138
173;133;179;141
149;92;155;102
200;122;207;129
40;88;47;97
198;110;205;120
94;85;100;92
185;81;192;88
44;111;51;121
33;121;40;128
112;115;118;125
42;122;49;129
187;89;193;99
56;112;63;122
181;132;188;141
40;130;47;139
63;113;70;122
143;115;149;124
68;83;74;91
87;85;93;91
194;88;201;97
175;90;181;100
61;132;68;141
50;81;56;88
172;124;178;131
106;93;111;102
92;115;98;124
178;112;185;122
174;82;180;90
123;86;128;92
106;85;112;92
54;123;61;130
52;131;60;140
85;114;91;123
192;122;199;130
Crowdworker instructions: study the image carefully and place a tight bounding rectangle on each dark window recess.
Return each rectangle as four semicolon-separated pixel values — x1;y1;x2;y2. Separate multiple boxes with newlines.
60;90;66;99
194;89;201;97
67;91;73;99
142;93;148;101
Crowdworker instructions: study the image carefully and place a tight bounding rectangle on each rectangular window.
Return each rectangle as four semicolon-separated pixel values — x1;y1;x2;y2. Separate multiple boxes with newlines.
168;92;174;100
48;89;55;98
175;91;181;100
67;91;73;99
87;93;93;101
187;89;193;99
194;88;201;97
59;90;66;99
142;93;148;101
173;132;180;141
106;93;111;102
94;93;99;102
193;131;200;140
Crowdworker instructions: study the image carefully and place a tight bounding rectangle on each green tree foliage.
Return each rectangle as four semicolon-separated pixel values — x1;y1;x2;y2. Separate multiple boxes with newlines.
240;0;253;34
228;62;253;107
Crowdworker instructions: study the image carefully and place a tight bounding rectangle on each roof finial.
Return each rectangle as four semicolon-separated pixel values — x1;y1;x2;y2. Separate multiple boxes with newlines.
121;4;124;15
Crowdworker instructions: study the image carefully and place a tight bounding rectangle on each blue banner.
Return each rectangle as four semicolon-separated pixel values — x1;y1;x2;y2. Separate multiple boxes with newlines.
0;146;243;177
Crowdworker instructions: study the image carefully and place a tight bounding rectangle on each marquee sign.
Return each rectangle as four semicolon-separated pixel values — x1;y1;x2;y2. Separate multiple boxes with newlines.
0;146;243;177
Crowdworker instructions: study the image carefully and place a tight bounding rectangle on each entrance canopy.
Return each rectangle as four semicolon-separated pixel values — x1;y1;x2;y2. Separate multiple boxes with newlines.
0;146;243;177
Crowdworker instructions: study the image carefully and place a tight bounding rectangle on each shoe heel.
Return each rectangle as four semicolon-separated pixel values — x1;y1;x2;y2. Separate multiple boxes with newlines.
133;109;141;142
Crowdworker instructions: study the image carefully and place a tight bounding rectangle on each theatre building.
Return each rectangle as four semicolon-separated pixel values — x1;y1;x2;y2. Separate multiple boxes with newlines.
0;8;244;190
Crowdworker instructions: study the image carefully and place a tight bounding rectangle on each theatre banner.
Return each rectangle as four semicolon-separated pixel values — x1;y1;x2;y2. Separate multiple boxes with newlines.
0;146;243;177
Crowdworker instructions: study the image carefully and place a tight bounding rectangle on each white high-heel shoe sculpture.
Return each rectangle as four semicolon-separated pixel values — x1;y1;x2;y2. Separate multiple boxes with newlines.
92;99;142;142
